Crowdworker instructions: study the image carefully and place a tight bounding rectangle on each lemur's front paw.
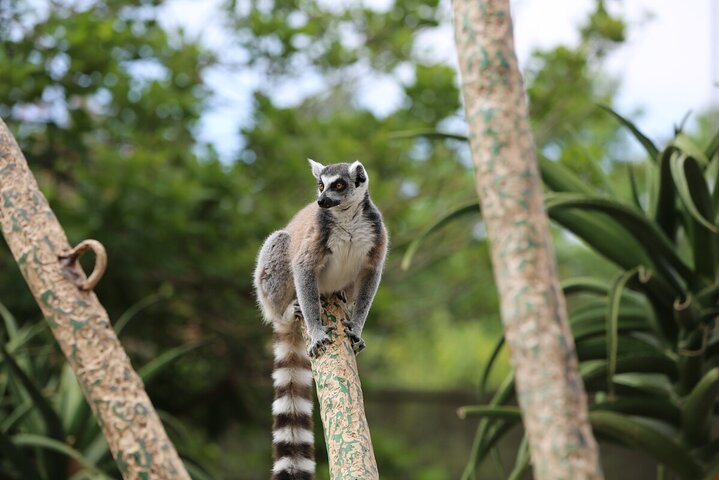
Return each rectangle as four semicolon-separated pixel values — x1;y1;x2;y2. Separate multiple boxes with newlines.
308;325;336;358
341;319;366;355
334;290;348;303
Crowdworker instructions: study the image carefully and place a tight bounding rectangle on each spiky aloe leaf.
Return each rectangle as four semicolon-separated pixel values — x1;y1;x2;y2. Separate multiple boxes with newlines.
672;133;710;166
670;154;717;283
600;105;659;162
545;193;693;291
478;335;504;400
561;277;609;296
0;431;40;479
654;147;679;240
538;155;594;194
114;286;173;335
457;405;522;420
706;128;719;161
12;433;111;479
627;164;643;212
1;346;66;478
589;411;702;478
0;300;18;340
461;374;515;480
591;397;681;427
549;208;651;271
184;459;217;480
0;346;64;441
669;153;717;232
606;268;642;396
1;402;33;433
401;201;480;270
682;367;719;446
581;355;678;390
575;335;661;362
570;302;650;341
139;338;212;383
507;435;530;480
387;129;469;142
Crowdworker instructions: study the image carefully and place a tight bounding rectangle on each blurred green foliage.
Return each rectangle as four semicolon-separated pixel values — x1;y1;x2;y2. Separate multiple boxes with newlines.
0;0;680;478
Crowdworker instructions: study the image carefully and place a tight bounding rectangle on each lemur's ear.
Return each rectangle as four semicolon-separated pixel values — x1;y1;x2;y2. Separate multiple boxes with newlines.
307;158;325;179
350;161;367;187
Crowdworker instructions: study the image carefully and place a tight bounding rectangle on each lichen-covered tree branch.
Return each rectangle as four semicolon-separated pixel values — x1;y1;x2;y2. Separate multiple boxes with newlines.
452;1;604;478
0;118;190;480
304;296;379;480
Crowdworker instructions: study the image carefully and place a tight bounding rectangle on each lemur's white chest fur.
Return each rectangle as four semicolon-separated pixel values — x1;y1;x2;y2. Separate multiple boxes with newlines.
318;206;375;294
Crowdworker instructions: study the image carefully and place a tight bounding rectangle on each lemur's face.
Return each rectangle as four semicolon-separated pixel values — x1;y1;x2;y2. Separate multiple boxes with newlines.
308;159;368;209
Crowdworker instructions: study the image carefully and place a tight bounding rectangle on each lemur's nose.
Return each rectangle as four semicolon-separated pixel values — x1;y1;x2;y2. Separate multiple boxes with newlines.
318;197;330;208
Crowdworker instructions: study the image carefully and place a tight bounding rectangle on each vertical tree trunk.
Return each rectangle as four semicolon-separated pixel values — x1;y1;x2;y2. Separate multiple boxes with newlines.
0;118;190;480
452;1;604;478
303;295;379;480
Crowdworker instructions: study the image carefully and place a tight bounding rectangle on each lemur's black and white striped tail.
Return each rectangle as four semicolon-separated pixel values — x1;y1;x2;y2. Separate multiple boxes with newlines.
271;317;315;480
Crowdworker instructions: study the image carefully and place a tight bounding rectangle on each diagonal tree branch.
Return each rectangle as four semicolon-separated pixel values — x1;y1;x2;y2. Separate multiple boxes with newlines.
0;117;190;480
452;1;604;478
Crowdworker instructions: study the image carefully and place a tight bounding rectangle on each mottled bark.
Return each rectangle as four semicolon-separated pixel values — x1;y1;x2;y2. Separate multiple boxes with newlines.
303;296;379;480
452;1;604;479
0;118;190;480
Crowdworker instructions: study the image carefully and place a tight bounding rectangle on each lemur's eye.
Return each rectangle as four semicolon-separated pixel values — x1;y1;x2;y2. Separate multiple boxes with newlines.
318;182;324;192
334;182;345;191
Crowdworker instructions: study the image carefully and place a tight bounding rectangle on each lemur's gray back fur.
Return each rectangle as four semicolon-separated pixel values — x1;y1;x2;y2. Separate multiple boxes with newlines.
254;159;387;480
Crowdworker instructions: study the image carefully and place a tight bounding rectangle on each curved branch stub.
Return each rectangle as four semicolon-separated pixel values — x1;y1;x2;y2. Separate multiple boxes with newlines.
60;239;108;291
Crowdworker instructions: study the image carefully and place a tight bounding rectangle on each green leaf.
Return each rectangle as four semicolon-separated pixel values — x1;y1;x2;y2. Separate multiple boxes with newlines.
549;208;652;271
672;133;710;166
589;411;702;478
654;147;679;240
0;300;18;340
12;433;112;479
0;346;65;441
581;355;678;389
606;268;642;396
1;401;34;433
669;153;717;233
184;458;217;480
545;193;693;291
575;334;662;362
682;367;719;446
507;435;530;480
387;128;469;142
461;374;515;480
600;105;659;161
58;364;94;448
627;164;643;211
705;128;719;161
478;335;504;400
139;338;212;383
561;277;609;296
538;155;594;194
591;397;681;427
570;303;650;341
0;430;41;479
457;405;522;420
114;287;172;335
401;201;481;270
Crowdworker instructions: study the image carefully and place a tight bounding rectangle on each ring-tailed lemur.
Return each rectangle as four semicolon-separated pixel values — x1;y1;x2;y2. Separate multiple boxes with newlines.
254;159;388;480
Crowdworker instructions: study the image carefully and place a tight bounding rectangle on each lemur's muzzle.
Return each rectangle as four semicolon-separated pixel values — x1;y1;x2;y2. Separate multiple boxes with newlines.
317;196;340;209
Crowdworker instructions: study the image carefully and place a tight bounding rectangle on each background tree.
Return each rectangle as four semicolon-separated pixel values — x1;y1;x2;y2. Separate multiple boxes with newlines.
452;0;603;478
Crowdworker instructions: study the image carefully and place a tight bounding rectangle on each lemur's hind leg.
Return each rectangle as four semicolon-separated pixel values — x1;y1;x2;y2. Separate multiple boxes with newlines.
254;231;295;323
